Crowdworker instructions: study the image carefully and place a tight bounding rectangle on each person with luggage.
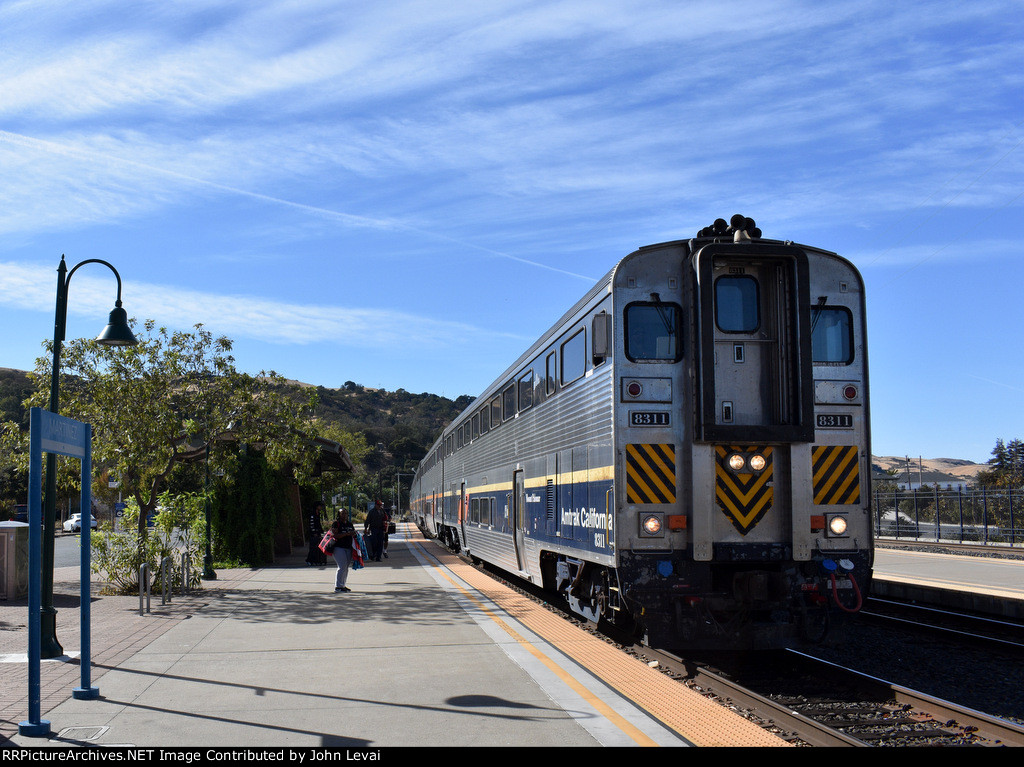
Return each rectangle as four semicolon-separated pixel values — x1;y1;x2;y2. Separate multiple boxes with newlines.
364;499;387;562
328;510;357;592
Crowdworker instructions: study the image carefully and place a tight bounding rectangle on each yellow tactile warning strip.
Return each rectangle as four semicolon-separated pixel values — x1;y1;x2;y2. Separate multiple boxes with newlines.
405;526;789;748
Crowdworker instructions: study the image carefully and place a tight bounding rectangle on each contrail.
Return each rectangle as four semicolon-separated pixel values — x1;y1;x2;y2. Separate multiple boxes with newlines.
0;129;596;282
966;374;1024;394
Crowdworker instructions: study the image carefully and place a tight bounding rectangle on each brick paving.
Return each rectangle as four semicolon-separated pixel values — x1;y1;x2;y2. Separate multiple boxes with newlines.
0;562;258;744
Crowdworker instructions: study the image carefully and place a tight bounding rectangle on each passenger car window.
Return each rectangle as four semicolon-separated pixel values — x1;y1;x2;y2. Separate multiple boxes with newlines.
518;371;534;411
502;383;516;421
561;329;586;385
812;306;854;364
715;275;759;332
625;303;681;361
545;352;557;395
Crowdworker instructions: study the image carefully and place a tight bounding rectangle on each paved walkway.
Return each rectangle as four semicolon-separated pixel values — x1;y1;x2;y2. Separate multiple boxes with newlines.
1;526;785;748
1;560;257;745
0;528;678;748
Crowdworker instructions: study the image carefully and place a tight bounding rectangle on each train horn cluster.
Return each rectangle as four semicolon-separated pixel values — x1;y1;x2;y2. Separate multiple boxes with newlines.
698;214;762;240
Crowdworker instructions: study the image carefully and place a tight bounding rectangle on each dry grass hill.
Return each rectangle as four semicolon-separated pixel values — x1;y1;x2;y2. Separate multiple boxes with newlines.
871;455;987;486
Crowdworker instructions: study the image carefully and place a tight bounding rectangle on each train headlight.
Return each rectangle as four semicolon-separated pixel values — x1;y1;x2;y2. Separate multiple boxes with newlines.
727;453;746;472
748;453;767;472
827;514;849;537
641;514;663;536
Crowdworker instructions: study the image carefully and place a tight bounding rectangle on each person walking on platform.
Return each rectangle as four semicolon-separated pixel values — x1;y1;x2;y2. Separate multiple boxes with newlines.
365;499;387;562
330;510;357;592
306;501;327;566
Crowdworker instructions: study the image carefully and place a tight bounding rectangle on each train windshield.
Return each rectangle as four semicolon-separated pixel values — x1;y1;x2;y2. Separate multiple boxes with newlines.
625;302;681;361
811;306;853;363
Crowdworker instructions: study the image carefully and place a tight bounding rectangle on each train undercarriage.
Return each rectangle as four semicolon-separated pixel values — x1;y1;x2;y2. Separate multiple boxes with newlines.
425;519;868;649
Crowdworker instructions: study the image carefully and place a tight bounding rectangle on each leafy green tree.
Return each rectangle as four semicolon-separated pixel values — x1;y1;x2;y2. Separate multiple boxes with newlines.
211;447;296;567
977;438;1024;488
17;321;317;546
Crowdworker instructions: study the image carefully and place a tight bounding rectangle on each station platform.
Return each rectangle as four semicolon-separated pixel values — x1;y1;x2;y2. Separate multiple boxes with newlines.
872;542;1024;620
1;525;786;749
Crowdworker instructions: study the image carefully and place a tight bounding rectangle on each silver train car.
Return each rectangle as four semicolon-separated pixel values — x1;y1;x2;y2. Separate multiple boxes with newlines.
410;216;871;648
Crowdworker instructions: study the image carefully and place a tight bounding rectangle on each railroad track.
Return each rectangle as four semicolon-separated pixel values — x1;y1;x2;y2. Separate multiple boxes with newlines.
859;597;1024;656
636;646;1024;747
463;549;1024;746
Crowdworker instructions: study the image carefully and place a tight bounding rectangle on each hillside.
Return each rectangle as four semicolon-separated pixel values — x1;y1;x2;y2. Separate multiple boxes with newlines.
0;367;469;467
0;367;994;480
871;456;987;486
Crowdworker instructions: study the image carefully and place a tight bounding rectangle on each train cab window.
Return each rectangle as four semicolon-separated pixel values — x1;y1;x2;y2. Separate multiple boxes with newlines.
715;275;760;333
490;395;502;428
518;371;534;411
625;303;681;361
545;352;557;395
561;328;587;385
502;382;516;421
812;306;854;364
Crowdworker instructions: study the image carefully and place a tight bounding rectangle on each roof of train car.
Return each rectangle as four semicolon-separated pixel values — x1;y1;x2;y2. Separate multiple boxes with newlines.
414;232;856;471
421;256;621;460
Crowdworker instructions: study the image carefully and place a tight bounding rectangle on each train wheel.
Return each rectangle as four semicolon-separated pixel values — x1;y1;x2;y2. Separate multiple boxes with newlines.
568;566;606;624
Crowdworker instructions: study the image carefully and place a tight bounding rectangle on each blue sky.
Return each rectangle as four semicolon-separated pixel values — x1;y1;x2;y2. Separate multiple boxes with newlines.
1;1;1021;463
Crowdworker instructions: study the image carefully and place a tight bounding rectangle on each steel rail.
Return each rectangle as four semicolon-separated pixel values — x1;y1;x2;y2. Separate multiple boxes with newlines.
787;651;1024;747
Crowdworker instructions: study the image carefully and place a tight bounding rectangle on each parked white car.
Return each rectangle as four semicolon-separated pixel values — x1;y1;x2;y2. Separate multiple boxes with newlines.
63;513;97;532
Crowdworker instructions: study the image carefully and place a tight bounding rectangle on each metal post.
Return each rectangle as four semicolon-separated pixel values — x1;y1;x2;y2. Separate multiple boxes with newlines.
893;487;900;539
1010;488;1016;545
203;442;216;580
19;410;50;737
161;556;171;605
39;259;67;660
139;563;150;615
40;256;136;658
912;488;920;537
73;424;98;700
982;486;990;544
958;487;964;542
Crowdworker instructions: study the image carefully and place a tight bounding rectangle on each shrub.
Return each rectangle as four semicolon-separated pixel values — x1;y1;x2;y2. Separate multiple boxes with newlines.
90;492;206;594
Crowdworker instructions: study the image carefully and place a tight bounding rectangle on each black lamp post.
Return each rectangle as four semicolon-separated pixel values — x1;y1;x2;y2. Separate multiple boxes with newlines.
41;255;137;658
203;442;216;580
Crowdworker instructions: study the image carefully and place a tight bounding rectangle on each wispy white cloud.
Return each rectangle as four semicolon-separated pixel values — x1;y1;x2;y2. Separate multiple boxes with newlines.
1;0;1020;254
0;260;533;348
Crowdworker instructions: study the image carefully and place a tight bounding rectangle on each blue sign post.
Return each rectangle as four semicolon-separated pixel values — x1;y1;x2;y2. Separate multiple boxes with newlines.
19;407;98;738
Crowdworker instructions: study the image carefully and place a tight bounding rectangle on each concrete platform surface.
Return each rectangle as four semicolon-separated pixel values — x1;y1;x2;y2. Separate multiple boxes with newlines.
2;526;784;749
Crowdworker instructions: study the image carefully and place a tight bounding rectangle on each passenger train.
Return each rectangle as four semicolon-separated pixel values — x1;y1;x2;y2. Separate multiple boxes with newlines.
410;216;871;649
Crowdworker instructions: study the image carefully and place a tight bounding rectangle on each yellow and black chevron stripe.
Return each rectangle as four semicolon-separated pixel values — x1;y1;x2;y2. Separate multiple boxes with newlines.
715;446;773;535
812;445;861;504
625;443;676;504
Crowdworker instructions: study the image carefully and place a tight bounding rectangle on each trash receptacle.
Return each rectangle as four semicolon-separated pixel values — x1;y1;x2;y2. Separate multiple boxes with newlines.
0;521;29;600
